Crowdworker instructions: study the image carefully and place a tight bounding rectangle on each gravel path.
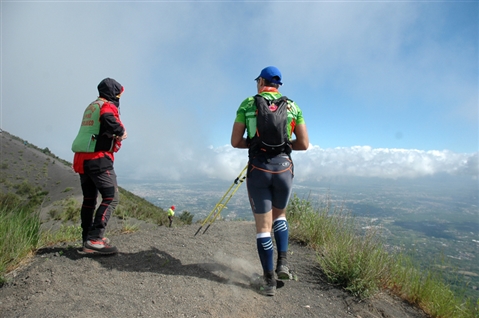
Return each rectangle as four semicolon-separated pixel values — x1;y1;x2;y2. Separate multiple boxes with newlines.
0;221;428;318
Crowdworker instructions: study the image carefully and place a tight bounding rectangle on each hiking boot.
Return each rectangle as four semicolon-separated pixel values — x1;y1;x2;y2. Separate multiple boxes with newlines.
276;264;293;280
82;237;110;245
83;239;118;255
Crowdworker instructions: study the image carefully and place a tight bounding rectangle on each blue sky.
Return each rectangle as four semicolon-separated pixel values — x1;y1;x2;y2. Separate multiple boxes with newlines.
1;1;478;183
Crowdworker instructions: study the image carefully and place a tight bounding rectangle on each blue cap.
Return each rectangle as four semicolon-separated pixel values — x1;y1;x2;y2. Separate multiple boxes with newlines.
255;66;283;85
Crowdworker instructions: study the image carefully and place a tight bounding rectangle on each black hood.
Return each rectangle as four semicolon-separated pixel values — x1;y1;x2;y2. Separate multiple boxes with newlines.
97;78;123;107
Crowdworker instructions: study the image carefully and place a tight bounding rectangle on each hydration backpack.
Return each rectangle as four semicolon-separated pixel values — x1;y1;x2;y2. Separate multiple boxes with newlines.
71;100;104;153
249;94;292;156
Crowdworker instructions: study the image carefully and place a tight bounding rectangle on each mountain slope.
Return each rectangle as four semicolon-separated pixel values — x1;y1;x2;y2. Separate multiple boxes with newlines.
0;130;81;220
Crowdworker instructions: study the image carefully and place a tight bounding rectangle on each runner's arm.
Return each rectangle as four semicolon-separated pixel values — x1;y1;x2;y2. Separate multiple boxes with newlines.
231;122;248;149
291;123;309;150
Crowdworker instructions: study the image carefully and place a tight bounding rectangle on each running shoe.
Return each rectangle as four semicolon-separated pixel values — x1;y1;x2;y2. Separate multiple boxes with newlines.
259;276;276;296
251;274;276;296
83;239;118;255
276;264;293;280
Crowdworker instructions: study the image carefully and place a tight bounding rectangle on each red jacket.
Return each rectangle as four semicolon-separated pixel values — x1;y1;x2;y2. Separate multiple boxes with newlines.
73;78;126;174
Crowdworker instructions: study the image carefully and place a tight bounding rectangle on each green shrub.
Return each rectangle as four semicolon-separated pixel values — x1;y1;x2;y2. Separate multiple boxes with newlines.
0;193;23;210
54;198;80;223
116;187;169;226
14;180;37;196
11;180;47;208
179;211;194;225
49;208;61;220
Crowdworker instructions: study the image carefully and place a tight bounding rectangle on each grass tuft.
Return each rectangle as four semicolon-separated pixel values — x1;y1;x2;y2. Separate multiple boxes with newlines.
40;225;82;247
0;204;40;284
120;219;140;234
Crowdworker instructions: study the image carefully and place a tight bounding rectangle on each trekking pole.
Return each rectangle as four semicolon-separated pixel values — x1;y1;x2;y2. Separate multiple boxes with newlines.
202;172;246;234
194;164;247;236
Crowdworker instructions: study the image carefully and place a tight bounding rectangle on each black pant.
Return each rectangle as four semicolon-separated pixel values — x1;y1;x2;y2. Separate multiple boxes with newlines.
80;169;119;242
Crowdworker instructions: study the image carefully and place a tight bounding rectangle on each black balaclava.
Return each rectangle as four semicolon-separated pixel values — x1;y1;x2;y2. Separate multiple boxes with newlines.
97;78;123;108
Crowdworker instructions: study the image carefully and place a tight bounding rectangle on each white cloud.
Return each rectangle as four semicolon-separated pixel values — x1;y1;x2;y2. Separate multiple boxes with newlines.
292;146;478;181
117;144;478;182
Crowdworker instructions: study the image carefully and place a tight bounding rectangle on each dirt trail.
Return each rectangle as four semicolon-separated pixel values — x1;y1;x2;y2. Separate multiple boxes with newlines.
0;221;427;318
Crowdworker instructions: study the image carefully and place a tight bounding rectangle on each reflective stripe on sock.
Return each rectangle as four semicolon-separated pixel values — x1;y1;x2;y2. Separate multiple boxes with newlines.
273;218;289;253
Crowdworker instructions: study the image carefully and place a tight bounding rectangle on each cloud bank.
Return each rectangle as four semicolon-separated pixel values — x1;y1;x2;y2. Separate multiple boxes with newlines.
118;144;478;183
